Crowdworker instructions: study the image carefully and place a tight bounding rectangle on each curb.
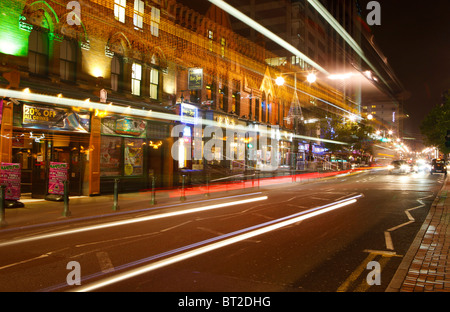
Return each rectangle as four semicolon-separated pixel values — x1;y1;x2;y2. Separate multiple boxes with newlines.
385;174;448;292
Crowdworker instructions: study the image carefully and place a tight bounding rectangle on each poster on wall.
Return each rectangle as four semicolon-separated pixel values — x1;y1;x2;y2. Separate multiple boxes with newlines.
0;163;21;200
48;162;68;195
22;104;90;132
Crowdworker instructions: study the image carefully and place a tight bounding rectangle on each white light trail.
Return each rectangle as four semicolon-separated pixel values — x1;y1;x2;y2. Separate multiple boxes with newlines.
73;195;361;292
208;0;329;76
307;0;389;88
0;196;268;248
0;88;348;145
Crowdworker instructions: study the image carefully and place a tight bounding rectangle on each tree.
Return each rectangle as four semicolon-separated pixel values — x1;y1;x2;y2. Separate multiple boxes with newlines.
322;116;374;155
420;90;450;156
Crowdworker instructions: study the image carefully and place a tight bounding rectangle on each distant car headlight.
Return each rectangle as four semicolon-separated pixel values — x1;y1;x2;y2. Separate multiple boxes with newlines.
388;165;394;170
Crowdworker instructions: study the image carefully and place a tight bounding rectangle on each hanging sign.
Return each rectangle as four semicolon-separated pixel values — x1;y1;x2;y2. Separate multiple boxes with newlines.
0;163;21;200
48;162;68;195
180;103;199;125
188;68;203;90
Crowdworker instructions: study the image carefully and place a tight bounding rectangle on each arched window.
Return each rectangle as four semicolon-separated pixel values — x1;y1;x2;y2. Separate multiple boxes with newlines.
28;29;48;75
60;39;77;82
111;55;122;91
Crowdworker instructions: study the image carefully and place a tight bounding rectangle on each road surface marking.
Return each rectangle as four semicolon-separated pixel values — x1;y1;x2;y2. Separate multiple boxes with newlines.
337;253;376;292
0;196;268;248
72;195;361;292
383;194;432;251
353;256;390;292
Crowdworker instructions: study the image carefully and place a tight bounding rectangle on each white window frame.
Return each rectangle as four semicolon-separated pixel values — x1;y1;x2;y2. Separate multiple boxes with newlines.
133;0;144;30
114;0;126;23
151;7;160;37
131;62;142;96
149;68;159;100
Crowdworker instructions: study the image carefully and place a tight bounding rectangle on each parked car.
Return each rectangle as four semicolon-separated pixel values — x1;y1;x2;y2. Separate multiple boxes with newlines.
388;160;410;174
430;159;447;175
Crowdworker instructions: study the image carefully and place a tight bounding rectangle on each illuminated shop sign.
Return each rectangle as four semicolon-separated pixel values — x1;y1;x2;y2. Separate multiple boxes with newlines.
188;68;203;90
180;103;199;125
101;116;147;138
22;104;90;132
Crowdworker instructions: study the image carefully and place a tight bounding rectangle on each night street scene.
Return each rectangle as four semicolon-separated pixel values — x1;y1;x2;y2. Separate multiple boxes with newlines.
0;0;449;301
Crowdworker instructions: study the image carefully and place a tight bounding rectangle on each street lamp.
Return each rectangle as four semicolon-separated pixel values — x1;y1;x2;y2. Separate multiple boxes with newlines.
307;73;317;83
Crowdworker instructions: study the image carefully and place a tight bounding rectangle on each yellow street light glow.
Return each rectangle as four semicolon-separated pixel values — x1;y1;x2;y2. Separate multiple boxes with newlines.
275;76;285;86
307;73;317;83
328;73;355;80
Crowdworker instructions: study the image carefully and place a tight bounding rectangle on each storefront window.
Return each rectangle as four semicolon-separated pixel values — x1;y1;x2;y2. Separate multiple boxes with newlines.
100;136;122;176
100;136;144;177
124;138;144;176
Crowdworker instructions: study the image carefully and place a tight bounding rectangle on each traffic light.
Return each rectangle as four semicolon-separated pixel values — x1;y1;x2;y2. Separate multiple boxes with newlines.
446;130;450;148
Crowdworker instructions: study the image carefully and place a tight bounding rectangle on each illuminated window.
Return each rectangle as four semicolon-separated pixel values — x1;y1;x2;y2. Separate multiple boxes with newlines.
220;38;226;58
131;62;142;96
60;40;77;82
207;30;213;51
151;7;160;37
133;0;144;29
28;30;48;75
114;0;126;23
149;68;159;100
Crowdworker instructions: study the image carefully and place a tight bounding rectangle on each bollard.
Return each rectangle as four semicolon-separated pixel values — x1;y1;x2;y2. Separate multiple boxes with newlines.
62;180;71;217
180;175;186;201
205;174;210;197
113;178;120;211
151;176;157;205
0;185;7;227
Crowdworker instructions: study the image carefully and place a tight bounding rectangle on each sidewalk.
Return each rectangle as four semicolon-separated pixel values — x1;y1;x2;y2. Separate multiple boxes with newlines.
0;168;364;231
387;174;450;292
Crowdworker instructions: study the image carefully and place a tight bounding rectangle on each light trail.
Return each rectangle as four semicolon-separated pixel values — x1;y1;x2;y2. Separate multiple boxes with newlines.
0;88;348;146
0;196;268;248
208;0;328;75
73;194;362;292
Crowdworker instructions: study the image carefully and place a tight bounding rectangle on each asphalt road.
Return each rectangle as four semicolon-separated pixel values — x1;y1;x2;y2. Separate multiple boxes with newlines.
0;169;445;293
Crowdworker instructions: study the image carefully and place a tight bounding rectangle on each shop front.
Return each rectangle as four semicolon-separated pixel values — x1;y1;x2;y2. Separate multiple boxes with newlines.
12;102;90;198
99;115;147;193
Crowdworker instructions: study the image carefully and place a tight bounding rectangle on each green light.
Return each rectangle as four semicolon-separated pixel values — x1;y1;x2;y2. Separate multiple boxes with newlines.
0;4;29;57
